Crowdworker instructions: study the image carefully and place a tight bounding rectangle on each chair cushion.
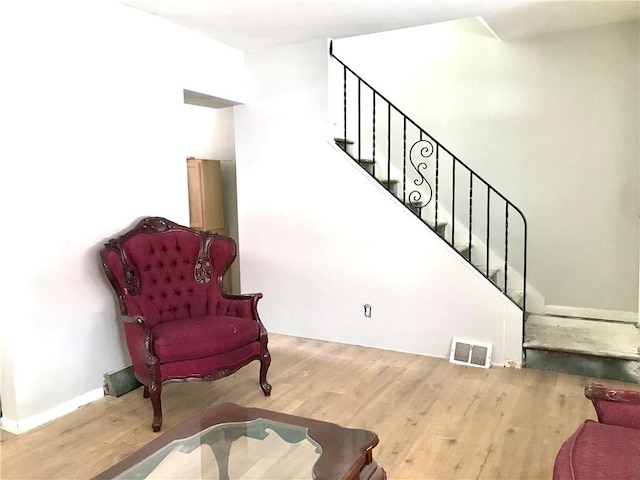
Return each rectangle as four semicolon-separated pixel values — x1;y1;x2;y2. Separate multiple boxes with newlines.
152;315;259;363
553;420;640;479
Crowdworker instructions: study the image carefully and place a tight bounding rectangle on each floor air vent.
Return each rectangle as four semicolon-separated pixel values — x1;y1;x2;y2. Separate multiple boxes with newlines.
449;338;492;368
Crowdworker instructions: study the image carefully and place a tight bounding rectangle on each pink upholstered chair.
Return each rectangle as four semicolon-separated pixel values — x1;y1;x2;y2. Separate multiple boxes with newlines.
101;217;271;431
553;383;640;480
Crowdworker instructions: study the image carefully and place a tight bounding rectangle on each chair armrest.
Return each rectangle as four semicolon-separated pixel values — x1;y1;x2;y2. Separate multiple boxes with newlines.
585;383;640;430
218;292;264;321
122;315;158;368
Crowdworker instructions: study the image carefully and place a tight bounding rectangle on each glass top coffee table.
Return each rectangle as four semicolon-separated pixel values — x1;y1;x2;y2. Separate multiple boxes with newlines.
93;402;386;480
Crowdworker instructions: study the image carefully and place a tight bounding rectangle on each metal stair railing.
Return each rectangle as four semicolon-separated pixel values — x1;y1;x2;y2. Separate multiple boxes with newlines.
330;42;528;317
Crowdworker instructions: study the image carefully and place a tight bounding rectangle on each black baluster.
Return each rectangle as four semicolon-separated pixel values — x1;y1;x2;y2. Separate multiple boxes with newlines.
357;79;361;163
343;66;347;145
486;185;491;277
387;103;391;188
372;92;376;178
403;117;407;203
504;203;509;293
452;159;456;244
522;214;528;317
435;142;439;231
468;172;473;262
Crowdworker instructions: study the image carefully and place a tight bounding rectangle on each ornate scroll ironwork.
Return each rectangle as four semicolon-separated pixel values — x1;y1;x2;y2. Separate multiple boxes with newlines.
408;139;434;207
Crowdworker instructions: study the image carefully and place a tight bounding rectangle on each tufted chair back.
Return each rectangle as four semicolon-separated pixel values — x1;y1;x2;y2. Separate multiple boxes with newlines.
102;217;234;327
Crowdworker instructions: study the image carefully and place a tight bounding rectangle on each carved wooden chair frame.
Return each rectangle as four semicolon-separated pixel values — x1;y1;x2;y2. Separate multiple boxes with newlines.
101;217;271;431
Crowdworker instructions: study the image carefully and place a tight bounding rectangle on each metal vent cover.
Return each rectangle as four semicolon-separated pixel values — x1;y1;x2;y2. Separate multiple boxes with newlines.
449;338;492;368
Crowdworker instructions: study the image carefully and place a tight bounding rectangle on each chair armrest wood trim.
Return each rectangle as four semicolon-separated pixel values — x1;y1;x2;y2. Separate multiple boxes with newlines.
585;383;640;405
122;315;159;368
585;383;640;427
121;314;143;325
220;292;264;319
221;292;264;303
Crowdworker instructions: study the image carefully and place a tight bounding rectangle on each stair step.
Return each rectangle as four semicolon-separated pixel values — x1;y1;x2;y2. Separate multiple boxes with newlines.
524;314;640;382
473;264;500;280
358;160;375;175
425;218;448;228
377;178;400;196
425;219;447;237
455;243;472;261
405;201;424;216
455;243;472;253
523;315;640;361
334;137;354;145
507;289;524;307
524;349;639;383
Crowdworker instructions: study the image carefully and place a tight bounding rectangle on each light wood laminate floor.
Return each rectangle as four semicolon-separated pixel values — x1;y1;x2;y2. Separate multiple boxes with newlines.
1;334;636;479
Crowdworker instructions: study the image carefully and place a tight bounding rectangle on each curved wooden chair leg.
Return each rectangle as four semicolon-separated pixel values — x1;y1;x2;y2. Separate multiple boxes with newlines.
149;384;163;432
143;385;149;398
259;352;272;396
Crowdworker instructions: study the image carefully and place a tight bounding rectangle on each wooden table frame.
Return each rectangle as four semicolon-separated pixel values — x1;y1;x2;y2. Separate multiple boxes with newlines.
93;402;386;480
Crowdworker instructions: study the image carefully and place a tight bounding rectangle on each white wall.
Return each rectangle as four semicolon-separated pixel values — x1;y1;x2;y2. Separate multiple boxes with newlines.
235;39;522;368
182;103;241;292
334;19;640;313
0;0;246;432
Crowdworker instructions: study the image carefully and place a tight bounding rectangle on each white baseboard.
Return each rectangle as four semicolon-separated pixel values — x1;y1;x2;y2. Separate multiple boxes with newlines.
544;305;638;324
0;387;104;435
504;360;522;369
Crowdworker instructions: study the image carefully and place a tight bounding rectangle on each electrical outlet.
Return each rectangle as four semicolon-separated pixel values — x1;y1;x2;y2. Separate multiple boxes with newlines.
363;304;372;318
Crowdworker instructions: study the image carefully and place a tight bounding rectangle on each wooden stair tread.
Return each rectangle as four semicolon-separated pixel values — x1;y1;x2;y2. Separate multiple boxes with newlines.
508;289;524;300
524;315;640;360
508;290;524;307
473;264;500;277
405;201;424;209
334;137;354;144
425;218;448;227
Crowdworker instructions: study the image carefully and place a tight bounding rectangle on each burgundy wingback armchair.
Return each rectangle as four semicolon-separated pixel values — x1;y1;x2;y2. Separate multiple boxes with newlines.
101;217;271;431
553;383;640;480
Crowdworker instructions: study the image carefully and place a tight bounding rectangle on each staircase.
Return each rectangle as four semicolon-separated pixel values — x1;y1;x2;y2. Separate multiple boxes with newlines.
330;43;528;315
330;41;640;383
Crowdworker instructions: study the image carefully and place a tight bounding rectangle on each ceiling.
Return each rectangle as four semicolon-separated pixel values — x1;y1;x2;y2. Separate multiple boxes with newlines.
484;0;639;40
120;0;639;51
